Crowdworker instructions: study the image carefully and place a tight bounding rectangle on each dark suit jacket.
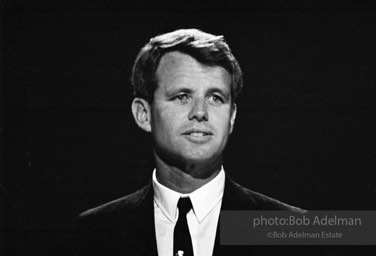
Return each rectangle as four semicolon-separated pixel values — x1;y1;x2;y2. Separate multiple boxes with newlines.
76;174;319;256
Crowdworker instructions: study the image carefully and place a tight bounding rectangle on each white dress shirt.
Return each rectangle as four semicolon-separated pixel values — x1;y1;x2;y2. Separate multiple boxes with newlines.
152;168;225;256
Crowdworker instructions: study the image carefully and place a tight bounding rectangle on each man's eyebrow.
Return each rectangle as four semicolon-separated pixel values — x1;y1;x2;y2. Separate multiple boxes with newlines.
165;87;193;95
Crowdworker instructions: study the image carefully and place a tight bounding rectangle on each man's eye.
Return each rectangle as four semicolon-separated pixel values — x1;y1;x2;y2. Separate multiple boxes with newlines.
209;95;224;105
173;94;190;102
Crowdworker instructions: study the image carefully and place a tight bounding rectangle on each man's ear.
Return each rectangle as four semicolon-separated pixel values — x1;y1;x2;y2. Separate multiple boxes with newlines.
131;98;152;132
229;103;237;134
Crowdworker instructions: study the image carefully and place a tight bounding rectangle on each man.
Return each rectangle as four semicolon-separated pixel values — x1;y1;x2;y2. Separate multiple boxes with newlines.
76;29;304;256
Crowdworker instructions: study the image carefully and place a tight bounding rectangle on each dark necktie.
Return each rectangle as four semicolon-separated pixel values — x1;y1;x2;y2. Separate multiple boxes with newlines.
174;197;194;256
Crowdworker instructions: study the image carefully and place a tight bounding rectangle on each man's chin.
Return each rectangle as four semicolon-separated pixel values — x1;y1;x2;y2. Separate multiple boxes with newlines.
177;150;215;162
179;153;222;171
154;148;221;170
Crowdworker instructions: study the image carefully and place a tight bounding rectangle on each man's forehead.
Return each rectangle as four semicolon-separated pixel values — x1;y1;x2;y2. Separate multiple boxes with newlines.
158;51;187;66
156;51;231;84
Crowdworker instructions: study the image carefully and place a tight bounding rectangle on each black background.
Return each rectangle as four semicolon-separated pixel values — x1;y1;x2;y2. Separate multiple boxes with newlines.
2;1;376;255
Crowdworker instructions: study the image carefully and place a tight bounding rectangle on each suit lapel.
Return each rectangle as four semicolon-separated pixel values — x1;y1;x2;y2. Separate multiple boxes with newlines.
221;173;258;210
213;173;258;255
129;182;158;256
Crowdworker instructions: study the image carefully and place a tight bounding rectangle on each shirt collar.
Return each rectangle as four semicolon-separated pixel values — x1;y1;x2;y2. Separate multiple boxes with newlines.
152;167;225;223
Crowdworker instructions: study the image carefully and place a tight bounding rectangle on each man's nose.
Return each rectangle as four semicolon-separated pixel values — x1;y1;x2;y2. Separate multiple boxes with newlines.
188;98;208;121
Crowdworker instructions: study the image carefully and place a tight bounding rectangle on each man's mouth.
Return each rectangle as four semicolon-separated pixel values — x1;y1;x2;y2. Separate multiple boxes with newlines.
189;132;207;137
183;129;213;143
183;129;213;136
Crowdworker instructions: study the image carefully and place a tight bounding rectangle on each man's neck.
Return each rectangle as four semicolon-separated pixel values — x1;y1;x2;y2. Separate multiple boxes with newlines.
154;152;222;194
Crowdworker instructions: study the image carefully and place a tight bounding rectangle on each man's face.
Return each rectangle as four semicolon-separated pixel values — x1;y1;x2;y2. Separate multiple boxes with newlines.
149;51;236;168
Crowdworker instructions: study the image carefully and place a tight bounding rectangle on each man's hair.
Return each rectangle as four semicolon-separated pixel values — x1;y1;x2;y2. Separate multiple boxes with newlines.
131;28;243;103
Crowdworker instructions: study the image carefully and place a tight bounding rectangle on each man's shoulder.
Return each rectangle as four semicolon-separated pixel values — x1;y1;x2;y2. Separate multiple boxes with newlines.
79;183;151;220
75;183;157;255
224;175;306;213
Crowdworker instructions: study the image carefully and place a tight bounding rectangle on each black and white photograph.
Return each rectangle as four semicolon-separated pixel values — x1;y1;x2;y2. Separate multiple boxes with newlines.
2;1;376;255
